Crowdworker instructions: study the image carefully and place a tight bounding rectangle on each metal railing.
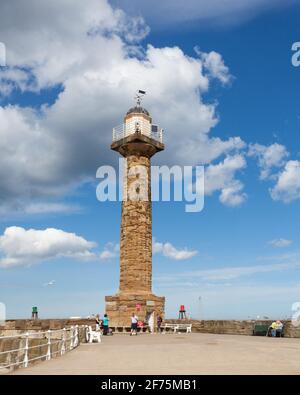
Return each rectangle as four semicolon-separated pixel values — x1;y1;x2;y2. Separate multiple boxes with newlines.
112;123;163;143
0;326;79;372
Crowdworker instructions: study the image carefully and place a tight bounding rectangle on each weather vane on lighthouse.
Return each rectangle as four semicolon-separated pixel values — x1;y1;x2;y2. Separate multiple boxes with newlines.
134;89;146;107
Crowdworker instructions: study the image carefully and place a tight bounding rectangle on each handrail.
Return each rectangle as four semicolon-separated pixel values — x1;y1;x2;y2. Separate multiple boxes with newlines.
0;328;66;340
0;325;79;371
112;123;163;143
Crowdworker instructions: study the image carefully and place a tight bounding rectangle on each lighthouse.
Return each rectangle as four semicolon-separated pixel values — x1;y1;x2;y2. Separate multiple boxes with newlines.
105;91;165;327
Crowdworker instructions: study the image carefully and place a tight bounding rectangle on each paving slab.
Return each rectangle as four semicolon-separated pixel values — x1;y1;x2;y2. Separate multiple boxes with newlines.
11;333;300;375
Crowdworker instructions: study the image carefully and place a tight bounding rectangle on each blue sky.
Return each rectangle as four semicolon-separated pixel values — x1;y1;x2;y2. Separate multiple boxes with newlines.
0;0;300;320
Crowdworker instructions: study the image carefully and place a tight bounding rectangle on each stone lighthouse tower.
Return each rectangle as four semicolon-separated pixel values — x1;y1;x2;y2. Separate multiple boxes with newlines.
105;92;165;327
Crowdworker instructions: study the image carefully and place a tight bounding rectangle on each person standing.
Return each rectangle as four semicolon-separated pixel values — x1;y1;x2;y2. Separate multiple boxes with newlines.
95;314;101;331
130;313;138;336
148;312;155;334
103;313;109;335
157;315;163;333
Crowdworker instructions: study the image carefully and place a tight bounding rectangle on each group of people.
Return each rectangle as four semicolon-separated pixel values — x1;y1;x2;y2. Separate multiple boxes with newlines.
130;313;163;335
95;313;110;335
95;312;163;335
269;320;284;337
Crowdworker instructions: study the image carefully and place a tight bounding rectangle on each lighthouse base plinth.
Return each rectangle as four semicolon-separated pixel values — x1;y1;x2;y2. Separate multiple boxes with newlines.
105;293;165;327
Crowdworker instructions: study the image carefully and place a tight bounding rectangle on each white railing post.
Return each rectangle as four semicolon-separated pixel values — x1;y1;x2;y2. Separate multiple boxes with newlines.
112;123;127;142
85;325;89;343
23;332;29;368
74;325;79;348
46;330;51;360
7;351;12;372
0;325;84;371
61;328;66;355
69;326;74;350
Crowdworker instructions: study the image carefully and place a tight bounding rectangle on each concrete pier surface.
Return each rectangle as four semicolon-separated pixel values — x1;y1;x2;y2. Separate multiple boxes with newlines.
11;333;300;375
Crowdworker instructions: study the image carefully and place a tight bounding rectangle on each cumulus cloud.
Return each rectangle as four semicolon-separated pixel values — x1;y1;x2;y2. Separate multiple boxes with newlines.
248;143;289;180
205;154;247;206
196;49;231;85
268;238;293;248
0;226;97;268
248;144;300;204
270;160;300;202
0;0;149;90
153;239;198;260
0;0;246;214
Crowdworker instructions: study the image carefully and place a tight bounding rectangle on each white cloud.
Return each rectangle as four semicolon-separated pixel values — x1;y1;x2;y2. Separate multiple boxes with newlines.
0;200;80;221
205;154;247;206
196;49;231;84
153;239;198;260
43;280;56;287
0;226;97;268
157;259;300;284
248;143;289;180
270;160;300;202
161;282;300;320
23;202;81;215
0;0;246;213
99;242;120;260
0;0;149;89
268;238;293;248
248;144;300;203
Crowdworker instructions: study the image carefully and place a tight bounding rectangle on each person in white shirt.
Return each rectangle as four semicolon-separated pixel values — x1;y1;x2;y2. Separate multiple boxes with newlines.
130;313;138;336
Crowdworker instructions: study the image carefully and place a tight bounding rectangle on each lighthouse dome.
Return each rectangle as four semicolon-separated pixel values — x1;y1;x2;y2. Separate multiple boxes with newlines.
126;106;150;117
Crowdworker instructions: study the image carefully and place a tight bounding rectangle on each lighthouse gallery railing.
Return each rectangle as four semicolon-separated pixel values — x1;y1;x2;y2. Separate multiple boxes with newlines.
112;123;163;143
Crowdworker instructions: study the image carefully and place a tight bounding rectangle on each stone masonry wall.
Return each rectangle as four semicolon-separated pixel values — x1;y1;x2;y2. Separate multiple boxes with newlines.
0;318;94;337
120;154;152;294
3;318;300;338
165;319;300;338
107;132;166;327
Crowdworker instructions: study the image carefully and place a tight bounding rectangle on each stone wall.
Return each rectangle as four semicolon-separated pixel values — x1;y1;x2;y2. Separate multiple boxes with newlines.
165;319;300;338
0;318;94;337
2;318;300;338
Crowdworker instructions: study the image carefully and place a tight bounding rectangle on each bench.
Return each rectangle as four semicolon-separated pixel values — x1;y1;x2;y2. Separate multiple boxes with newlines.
162;323;192;334
86;325;102;343
253;324;285;337
174;324;192;333
253;324;269;336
